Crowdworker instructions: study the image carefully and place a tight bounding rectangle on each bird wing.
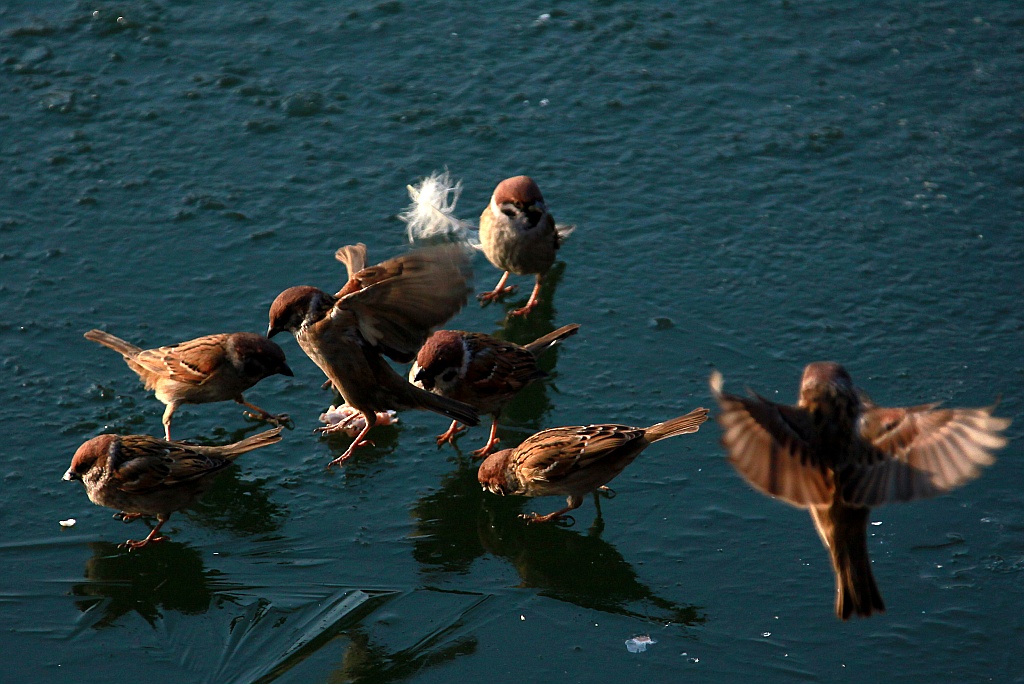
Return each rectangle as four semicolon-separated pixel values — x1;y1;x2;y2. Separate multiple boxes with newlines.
839;402;1009;505
335;245;471;361
110;435;233;493
515;425;646;484
710;371;831;507
464;336;545;395
132;334;228;385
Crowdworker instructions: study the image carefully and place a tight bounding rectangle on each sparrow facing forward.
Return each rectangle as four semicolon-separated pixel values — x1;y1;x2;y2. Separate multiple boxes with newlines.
84;330;293;440
710;363;1010;620
478;408;709;523
267;244;480;467
410;323;580;457
63;427;283;549
477;176;573;317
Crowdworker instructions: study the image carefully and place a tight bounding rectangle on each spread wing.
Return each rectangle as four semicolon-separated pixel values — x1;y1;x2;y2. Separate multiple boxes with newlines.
839;402;1009;505
132;334;229;385
335;245;472;361
514;425;646;485
110;435;233;493
710;370;831;507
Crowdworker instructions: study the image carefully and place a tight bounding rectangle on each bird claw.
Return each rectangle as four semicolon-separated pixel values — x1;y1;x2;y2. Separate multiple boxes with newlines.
119;535;167;551
518;512;576;527
244;410;293;429
470;438;501;460
477;285;517;305
324;437;374;469
596;486;617;499
508;300;539;318
435;424;466;447
113;512;142;523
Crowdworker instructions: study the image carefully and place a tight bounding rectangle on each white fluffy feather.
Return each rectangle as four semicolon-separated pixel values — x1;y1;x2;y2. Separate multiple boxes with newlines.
399;170;480;247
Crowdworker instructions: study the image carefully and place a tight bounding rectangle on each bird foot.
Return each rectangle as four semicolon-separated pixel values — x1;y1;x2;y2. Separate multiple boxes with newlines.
113;512;143;523
477;285;517;305
596;486;617;499
244;410;293;429
435;423;466;447
508;299;540;318
119;535;167;551
519;511;576;527
470;437;501;459
325;437;374;469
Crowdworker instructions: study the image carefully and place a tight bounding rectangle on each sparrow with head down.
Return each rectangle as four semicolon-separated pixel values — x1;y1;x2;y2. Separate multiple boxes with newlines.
710;362;1010;620
63;427;283;549
267;243;480;468
478;407;709;523
410;323;580;457
84;329;293;440
477;176;573;317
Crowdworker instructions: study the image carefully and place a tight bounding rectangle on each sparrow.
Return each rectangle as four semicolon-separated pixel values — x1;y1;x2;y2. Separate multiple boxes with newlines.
410;323;580;457
477;176;573;317
84;329;294;440
710;363;1010;620
63;427;283;549
478;407;709;523
267;243;480;467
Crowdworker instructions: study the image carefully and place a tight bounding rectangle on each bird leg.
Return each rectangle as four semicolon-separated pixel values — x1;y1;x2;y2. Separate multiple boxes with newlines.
238;397;292;427
435;420;466;447
322;411;377;468
520;495;583;524
119;515;170;551
161;403;178;441
509;274;543;317
477;271;517;305
470;418;501;459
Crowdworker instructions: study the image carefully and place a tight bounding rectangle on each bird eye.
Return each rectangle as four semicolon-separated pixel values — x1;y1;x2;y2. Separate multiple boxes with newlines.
501;207;516;218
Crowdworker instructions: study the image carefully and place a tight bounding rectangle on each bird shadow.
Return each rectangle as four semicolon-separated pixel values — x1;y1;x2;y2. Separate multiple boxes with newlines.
411;461;705;626
69;540;240;630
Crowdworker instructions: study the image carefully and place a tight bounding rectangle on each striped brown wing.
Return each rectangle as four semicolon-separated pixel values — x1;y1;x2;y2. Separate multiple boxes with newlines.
337;245;471;360
132;334;229;385
711;371;831;507
840;403;1009;505
111;435;233;493
514;424;646;485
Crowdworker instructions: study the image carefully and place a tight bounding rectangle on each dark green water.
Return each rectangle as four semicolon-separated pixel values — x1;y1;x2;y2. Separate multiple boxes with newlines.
1;1;1021;682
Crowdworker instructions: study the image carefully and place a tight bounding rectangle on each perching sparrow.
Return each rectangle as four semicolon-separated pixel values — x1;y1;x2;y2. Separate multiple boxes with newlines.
410;323;580;457
478;408;709;523
710;363;1009;620
84;330;293;440
267;243;480;467
63;427;283;549
477;176;573;317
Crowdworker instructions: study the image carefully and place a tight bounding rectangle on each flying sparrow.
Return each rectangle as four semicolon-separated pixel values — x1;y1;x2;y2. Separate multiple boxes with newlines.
478;408;709;523
410;323;580;457
84;329;294;440
477;176;573;317
63;427;283;549
267;243;480;467
710;363;1010;620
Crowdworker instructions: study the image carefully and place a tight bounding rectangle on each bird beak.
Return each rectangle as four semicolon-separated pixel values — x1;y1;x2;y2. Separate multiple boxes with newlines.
63;469;79;481
413;369;427;384
267;325;280;339
279;363;294;377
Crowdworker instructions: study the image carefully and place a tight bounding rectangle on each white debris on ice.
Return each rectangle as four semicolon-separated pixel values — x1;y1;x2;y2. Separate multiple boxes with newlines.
625;634;656;653
59;518;76;527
